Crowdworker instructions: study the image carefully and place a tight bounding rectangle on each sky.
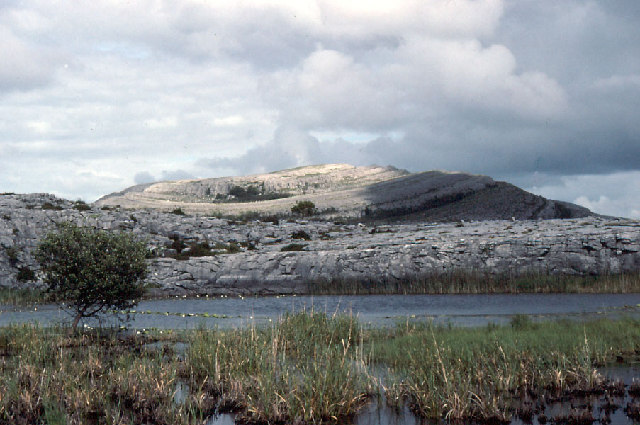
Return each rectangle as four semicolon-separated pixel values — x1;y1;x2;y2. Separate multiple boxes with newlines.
0;0;639;218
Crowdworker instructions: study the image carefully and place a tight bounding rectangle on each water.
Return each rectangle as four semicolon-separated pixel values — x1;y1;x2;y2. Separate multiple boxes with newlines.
2;293;640;329
4;293;640;425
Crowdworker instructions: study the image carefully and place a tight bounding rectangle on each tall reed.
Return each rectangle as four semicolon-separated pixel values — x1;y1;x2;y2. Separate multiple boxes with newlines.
308;271;640;295
372;317;640;423
186;311;373;424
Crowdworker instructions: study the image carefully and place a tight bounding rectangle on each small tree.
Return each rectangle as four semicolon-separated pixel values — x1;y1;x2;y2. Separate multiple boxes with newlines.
36;223;149;330
291;200;316;216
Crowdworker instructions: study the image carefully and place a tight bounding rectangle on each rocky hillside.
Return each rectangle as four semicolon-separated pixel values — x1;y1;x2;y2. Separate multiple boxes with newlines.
95;164;592;221
0;193;638;293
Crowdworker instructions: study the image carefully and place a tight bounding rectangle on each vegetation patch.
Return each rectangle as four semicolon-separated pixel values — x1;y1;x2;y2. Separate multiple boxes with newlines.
16;266;36;282
165;238;243;260
73;200;91;211
291;230;312;240
41;202;64;211
1;315;640;424
36;223;148;330
291;200;316;216
281;243;307;252
371;317;640;423
4;246;19;266
213;185;291;203
307;271;640;295
0;288;49;305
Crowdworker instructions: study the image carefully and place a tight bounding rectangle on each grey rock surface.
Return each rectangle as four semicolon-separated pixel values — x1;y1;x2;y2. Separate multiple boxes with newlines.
95;164;592;220
1;193;638;295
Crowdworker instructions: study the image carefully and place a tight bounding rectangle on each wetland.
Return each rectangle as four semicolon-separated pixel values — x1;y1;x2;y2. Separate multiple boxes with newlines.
2;302;640;425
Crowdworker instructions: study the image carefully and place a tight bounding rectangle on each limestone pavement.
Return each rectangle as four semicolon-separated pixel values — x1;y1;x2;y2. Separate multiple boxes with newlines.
1;194;639;295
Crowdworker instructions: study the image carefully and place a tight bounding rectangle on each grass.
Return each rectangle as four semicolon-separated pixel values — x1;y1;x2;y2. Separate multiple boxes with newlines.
307;271;640;295
186;311;372;424
0;313;373;425
369;316;640;422
0;288;49;305
1;314;640;424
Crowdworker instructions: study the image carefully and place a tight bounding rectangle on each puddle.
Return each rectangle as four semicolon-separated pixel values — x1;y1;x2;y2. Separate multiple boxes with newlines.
205;413;236;425
354;399;422;425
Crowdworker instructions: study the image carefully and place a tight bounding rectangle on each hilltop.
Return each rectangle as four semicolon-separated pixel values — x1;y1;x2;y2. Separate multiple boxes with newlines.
96;164;592;221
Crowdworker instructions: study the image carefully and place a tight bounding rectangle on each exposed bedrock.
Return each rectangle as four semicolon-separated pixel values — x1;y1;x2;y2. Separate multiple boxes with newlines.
1;194;638;295
94;164;592;220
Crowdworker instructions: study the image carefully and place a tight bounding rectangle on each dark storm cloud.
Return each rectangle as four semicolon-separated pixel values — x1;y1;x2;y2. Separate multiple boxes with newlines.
496;0;640;84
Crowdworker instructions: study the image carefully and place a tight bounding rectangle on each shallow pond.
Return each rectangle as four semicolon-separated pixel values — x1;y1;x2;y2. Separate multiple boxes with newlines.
2;293;640;329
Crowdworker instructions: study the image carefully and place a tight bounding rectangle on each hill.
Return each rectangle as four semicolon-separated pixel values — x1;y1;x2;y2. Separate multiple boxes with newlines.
95;164;592;221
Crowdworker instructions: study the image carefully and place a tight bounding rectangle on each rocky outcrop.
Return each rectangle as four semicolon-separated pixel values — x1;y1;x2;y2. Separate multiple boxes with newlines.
95;164;592;220
1;193;638;295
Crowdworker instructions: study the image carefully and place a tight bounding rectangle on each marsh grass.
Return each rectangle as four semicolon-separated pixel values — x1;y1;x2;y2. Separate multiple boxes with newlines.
308;271;640;295
186;311;373;424
1;315;640;424
370;317;640;423
0;287;49;305
0;325;204;425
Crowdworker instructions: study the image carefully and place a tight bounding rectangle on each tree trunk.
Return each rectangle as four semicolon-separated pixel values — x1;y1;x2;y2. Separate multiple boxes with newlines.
72;313;82;331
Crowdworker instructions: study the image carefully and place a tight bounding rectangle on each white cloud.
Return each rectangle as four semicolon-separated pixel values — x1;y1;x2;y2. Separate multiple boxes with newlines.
212;115;246;127
0;0;637;218
0;26;62;92
144;117;178;129
528;172;640;219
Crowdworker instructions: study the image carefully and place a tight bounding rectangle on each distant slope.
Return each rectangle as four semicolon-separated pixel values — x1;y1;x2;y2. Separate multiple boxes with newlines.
95;164;593;221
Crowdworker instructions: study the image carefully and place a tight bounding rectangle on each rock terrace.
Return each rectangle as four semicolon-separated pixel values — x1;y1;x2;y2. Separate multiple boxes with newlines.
1;194;639;295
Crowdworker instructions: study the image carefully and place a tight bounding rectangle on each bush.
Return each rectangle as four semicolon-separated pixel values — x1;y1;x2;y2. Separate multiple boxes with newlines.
41;202;63;211
73;200;91;211
171;208;186;215
291;200;316;216
291;230;311;240
16;266;36;282
5;246;18;266
35;223;148;330
510;314;535;330
281;243;306;252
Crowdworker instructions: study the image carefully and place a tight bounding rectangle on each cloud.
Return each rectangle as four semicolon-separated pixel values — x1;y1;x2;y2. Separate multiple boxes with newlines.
0;27;62;92
527;171;640;219
134;172;155;185
0;0;638;218
159;169;194;181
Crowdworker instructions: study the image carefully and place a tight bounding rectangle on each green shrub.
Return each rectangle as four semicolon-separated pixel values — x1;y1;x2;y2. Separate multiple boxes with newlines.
510;314;536;330
16;266;36;282
291;230;311;240
41;202;63;211
281;243;306;252
73;200;91;211
35;223;148;330
187;242;215;257
261;215;280;225
291;200;316;216
171;208;186;215
5;246;19;266
226;242;241;254
169;235;186;254
174;242;216;260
